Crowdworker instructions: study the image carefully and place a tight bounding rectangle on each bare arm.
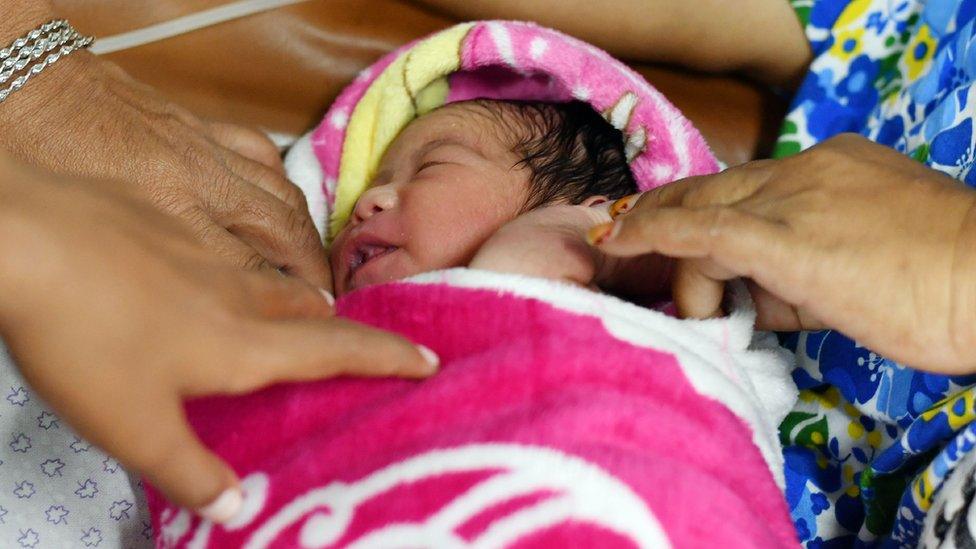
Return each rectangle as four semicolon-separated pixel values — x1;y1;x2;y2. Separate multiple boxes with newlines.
0;0;333;287
411;0;812;88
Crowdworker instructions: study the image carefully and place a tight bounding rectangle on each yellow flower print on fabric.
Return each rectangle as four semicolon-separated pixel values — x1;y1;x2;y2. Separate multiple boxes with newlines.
898;390;976;515
920;390;976;431
798;386;842;408
904;24;937;81
867;429;882;448
824;0;872;62
911;466;940;512
835;0;873;27
830;29;865;62
810;430;826;445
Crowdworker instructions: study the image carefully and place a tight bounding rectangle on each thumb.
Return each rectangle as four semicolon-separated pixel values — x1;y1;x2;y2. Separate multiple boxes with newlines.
128;398;242;524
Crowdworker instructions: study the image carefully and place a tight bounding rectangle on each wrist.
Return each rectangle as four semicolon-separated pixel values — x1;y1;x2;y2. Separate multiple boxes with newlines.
0;3;98;138
0;49;97;149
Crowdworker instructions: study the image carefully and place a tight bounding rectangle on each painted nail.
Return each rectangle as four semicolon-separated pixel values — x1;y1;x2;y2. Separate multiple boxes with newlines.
587;222;621;246
415;345;440;373
198;487;243;524
610;194;640;219
318;288;336;307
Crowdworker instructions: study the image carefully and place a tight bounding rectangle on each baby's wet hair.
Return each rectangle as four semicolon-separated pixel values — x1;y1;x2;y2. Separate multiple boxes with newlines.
463;99;638;211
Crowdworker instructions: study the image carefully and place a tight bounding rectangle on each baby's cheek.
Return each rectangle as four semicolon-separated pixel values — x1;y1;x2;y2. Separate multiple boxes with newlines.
405;207;513;270
400;172;527;270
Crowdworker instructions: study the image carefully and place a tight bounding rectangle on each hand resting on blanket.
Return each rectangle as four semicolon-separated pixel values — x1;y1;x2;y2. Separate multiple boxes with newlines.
0;154;438;523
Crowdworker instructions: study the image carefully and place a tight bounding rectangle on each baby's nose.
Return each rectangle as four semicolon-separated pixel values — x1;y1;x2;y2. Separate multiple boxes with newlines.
351;185;398;224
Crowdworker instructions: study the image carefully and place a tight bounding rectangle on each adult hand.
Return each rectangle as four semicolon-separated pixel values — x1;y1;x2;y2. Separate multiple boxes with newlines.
589;134;976;374
0;36;330;287
0;157;438;523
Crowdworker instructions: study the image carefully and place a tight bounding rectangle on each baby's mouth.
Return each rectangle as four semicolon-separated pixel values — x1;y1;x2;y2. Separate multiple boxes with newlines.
348;243;398;276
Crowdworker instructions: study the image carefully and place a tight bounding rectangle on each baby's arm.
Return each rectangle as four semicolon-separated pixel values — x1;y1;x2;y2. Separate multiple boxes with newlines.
414;0;811;88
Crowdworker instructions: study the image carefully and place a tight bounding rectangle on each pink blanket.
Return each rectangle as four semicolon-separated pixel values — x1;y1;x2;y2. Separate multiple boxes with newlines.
147;270;798;547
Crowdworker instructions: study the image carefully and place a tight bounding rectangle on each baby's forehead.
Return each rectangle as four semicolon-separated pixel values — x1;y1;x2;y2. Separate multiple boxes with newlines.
412;102;515;137
392;101;528;156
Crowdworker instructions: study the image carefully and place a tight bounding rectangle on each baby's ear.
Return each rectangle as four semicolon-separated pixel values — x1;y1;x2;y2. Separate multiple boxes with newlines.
581;195;610;207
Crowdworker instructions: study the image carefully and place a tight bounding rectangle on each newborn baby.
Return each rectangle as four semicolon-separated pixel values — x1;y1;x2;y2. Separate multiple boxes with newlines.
329;99;638;296
144;22;799;549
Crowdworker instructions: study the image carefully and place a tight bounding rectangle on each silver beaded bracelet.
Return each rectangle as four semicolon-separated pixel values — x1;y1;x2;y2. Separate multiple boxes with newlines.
0;19;94;104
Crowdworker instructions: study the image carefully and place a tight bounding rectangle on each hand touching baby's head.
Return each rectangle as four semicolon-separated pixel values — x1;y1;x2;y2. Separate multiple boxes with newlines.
329;99;637;295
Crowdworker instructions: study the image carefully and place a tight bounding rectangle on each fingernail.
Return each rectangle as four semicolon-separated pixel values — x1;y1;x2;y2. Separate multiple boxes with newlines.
415;344;440;373
198;487;243;524
318;288;336;307
610;194;640;218
586;222;621;246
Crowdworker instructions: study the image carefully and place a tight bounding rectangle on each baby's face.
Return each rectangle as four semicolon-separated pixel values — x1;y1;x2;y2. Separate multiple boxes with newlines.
330;104;531;296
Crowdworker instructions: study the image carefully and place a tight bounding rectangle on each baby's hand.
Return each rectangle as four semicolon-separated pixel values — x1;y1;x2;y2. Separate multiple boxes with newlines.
471;203;674;301
470;204;615;288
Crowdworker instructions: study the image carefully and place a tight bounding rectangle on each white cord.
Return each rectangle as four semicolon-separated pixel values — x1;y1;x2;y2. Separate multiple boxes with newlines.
89;0;314;55
266;130;300;149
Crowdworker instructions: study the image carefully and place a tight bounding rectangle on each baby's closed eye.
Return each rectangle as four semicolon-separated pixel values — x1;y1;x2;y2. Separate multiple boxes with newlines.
416;160;449;173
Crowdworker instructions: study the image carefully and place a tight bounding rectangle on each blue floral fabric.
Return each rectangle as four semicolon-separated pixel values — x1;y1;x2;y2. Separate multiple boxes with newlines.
777;0;976;547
